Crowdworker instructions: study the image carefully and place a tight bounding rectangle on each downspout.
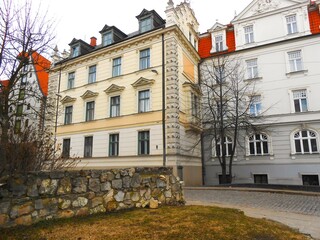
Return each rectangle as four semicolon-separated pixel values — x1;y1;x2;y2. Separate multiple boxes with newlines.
198;60;205;186
162;33;167;167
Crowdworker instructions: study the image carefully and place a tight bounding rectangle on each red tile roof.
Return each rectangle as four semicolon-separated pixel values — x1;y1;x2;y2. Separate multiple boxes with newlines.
198;34;212;58
309;7;320;34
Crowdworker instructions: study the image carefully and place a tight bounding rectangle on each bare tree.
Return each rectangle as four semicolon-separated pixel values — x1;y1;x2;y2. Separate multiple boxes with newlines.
200;55;264;184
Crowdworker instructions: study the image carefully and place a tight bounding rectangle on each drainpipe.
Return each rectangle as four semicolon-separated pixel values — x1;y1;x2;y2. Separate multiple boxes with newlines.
162;33;167;167
198;60;205;186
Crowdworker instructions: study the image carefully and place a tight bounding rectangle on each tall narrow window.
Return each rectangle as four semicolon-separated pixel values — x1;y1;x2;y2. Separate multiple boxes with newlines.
102;32;113;46
16;104;23;117
138;131;150;155
293;89;307;112
18;89;25;100
138;90;150;113
215;35;223;52
140;17;152;33
67;72;75;89
244;25;254;44
249;134;269;155
109;134;119;156
86;101;95;121
88;65;96;83
288;50;302;72
139;48;150;70
294;130;318;154
112;57;121;77
110;96;120;117
216;137;233;157
191;93;199;117
215;65;225;83
64;106;73;124
286;14;298;34
71;45;79;57
84;136;93;157
250;95;261;116
62;138;71;158
246;59;258;79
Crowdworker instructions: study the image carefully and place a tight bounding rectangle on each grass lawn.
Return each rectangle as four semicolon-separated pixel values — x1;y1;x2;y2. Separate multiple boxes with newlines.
1;205;309;240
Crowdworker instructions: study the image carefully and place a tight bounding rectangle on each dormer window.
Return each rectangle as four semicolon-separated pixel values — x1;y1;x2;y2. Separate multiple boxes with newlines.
71;45;80;57
215;35;223;52
140;17;152;33
102;32;113;46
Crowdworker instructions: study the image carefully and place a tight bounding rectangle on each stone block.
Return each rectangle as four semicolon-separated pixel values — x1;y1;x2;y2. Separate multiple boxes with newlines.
91;170;101;178
112;179;122;189
103;189;114;206
72;177;87;193
15;215;32;226
101;182;111;192
39;179;58;195
17;202;34;216
9;177;27;197
89;205;106;214
149;198;159;209
0;201;10;214
27;183;39;197
91;197;103;208
156;179;166;188
58;198;71;210
88;178;100;192
57;210;74;218
165;190;172;198
75;207;89;216
0;214;9;225
72;197;88;208
132;192;140;202
106;201;117;212
130;174;141;188
123;176;131;188
114;191;125;202
57;177;72;195
34;199;43;210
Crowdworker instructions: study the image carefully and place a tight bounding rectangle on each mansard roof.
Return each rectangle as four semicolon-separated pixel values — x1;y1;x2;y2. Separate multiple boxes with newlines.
99;25;127;38
136;9;166;27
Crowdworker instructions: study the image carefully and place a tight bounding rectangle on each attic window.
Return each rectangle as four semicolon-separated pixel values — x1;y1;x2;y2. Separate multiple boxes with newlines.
102;32;113;46
71;45;80;57
140;17;152;33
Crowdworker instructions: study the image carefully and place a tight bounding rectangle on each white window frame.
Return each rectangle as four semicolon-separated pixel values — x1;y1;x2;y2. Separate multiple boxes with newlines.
109;133;119;157
244;25;254;44
88;65;96;84
210;31;228;53
112;57;122;77
139;48;150;70
110;95;120;117
84;136;93;158
85;101;95;122
246;58;258;79
248;133;270;156
214;136;233;157
250;95;262;116
138;130;150;155
67;72;75;89
292;89;308;113
64;105;73;125
287;50;303;72
292;129;319;154
138;89;150;113
286;14;298;35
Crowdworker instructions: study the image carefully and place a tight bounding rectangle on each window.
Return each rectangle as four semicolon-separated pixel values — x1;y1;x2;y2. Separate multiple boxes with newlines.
110;96;120;117
286;14;298;34
62;138;71;158
218;174;231;184
139;48;150;70
109;134;119;156
102;32;113;46
86;101;95;121
244;25;254;44
112;57;121;77
189;32;192;42
140;17;152;33
249;134;269;155
18;89;25;100
215;65;225;83
138;90;150;113
21;75;27;85
64;106;73;124
191;93;199;117
138;131;150;155
67;72;75;89
250;95;261;116
302;175;319;186
71;45;80;57
84;136;93;158
254;174;268;184
246;59;258;79
88;65;96;83
14;120;21;134
288;50;302;72
293;89;307;112
16;104;23;116
216;136;233;157
294;130;318;154
215;35;223;52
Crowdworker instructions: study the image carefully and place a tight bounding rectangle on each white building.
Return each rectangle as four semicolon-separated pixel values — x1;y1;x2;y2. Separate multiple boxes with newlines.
199;0;320;185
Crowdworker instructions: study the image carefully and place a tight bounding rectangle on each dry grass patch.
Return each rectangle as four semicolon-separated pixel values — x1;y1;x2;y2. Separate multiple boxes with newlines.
1;206;309;240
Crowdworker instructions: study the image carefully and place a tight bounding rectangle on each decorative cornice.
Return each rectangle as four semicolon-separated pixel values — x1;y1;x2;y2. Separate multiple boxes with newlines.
60;95;77;104
182;81;202;95
131;77;155;88
104;84;126;94
81;90;99;99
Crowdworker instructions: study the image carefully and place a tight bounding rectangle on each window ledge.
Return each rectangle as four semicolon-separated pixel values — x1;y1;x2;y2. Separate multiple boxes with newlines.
291;152;319;156
244;77;262;81
286;69;308;77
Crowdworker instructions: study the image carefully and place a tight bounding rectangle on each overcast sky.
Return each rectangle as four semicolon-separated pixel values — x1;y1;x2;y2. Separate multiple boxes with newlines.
30;0;253;51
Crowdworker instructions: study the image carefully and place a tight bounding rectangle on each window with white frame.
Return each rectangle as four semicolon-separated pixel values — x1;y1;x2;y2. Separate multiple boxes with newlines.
67;72;75;89
288;50;303;72
112;57;121;77
102;32;113;46
244;25;254;44
246;59;258;79
286;14;298;34
64;106;73;124
110;96;120;117
294;130;318;154
249;134;269;155
138;90;150;113
191;92;199;117
250;95;261;116
293;89;308;112
84;136;93;157
216;137;233;157
86;101;95;121
215;35;223;52
71;45;79;57
140;17;152;33
139;48;150;70
88;65;96;83
109;133;119;156
138;131;150;155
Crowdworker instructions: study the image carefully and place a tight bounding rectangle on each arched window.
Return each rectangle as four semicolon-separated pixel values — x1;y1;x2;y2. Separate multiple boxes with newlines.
216;136;233;157
249;134;269;155
294;130;318;154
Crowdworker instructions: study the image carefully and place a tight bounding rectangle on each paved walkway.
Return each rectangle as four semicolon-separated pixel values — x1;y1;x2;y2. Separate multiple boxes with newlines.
184;187;320;239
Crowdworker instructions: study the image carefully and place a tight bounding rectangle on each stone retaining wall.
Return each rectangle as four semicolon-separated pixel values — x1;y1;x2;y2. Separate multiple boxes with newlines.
0;167;184;227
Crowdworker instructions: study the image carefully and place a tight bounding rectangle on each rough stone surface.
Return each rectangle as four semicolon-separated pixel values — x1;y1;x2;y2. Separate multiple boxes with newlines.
89;178;101;193
75;207;89;216
39;179;58;195
112;179;123;189
57;178;72;195
101;182;111;192
114;191;125;202
149;198;159;209
72;197;88;208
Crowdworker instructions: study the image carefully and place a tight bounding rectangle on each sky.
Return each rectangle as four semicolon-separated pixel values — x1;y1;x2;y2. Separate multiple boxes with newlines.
30;0;253;52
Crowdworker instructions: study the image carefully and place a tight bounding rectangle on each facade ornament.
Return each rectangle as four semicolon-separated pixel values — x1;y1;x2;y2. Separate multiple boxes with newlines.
252;0;280;14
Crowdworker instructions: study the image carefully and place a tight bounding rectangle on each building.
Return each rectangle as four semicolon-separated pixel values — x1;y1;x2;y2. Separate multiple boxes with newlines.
49;1;202;186
199;0;320;185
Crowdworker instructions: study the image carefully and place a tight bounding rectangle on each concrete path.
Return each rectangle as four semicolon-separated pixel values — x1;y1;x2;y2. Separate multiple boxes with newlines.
184;187;320;239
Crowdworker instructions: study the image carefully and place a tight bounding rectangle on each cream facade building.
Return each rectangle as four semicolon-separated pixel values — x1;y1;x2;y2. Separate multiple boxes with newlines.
49;1;202;186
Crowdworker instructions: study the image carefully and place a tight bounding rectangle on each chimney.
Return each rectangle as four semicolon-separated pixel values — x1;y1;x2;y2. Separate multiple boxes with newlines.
90;37;97;47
